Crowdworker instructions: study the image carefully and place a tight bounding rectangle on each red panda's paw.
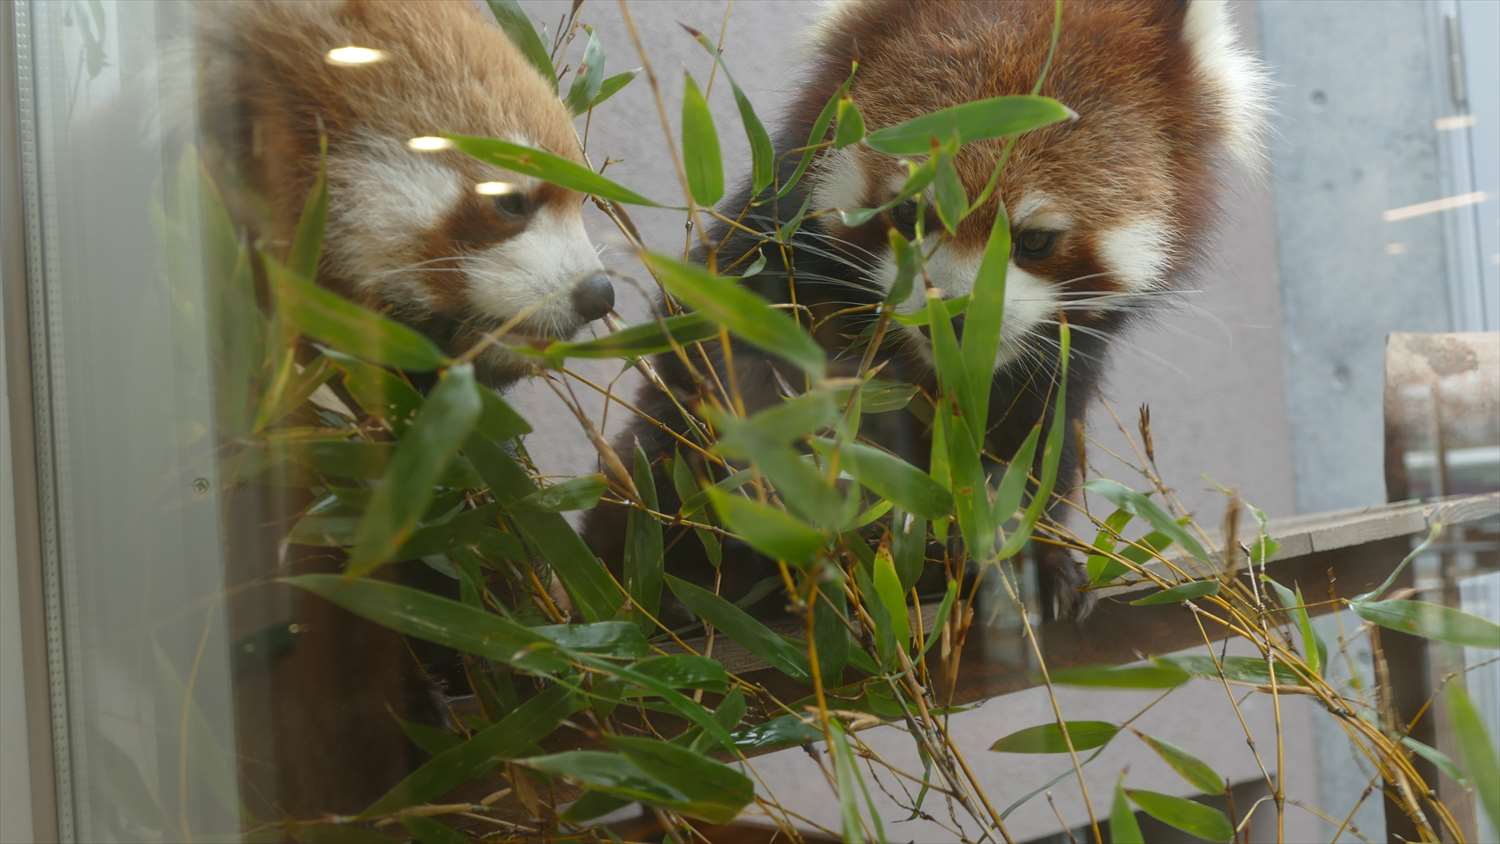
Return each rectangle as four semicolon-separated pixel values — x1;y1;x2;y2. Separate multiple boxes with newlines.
1037;545;1095;623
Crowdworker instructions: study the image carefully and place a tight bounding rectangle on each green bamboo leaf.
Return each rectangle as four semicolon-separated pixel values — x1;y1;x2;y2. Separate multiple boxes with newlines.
945;410;992;559
1083;478;1212;564
325;352;423;435
932;153;967;235
713;391;838;453
921;578;960;657
531;621;648;657
1156;654;1302;686
810;437;952;519
530;313;717;361
681;72;724;206
561;791;631;824
625;655;727;693
666;574;811;681
523;742;752;825
960;201;1011;432
833;97;866;148
1129;580;1221;606
778;62;857;199
513;511;622;623
1085;507;1135;584
485;0;555;86
348;366;482;575
1358;522;1443;602
990;721;1119;754
364;685;579;815
1049;664;1192;690
1111;778;1145;844
991;424;1041;525
519;474;606;512
892;510;928;591
265;261;448;371
399;817;467;844
564;27;605;115
778;192;814;244
288;142;327;280
608;735;754;823
885;229;919;306
1138;734;1226;795
1265;577;1326;676
998;322;1071;559
625;445;663;628
252;355;335;432
686;27;774;195
829;720;884;844
1126;790;1234;842
814;579;851;682
1351;598;1500;649
396;719;461;757
447;134;665;207
730;715;821;753
866;95;1072;155
284;575;568;673
476;388;532;441
644;252;824;376
1092;528;1177;584
1400;737;1468;786
873;545;911;653
706;487;825;567
589;69;639;110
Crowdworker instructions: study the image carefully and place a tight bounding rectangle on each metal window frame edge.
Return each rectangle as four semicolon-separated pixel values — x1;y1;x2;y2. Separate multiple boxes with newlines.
5;0;70;840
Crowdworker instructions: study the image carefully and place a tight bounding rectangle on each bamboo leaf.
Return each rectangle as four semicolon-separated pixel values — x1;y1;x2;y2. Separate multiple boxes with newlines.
833;97;866;149
998;322;1071;559
625;445;663;629
564;27;605;114
686;27;774;195
523;741;752;825
991;424;1041;525
1351;598;1500;649
644;252;824;376
814;579;851;682
866;95;1073;155
513;511;622;623
829;720;884;844
1139;734;1226;795
1156;655;1302;686
666;575;811;680
625;655;727;693
778;62;857;199
1401;737;1469;787
325;352;423;435
1126;789;1234;842
288;142;328;280
519;474;607;512
960;201;1011;432
921;579;960;657
1129;579;1221;606
873;545;911;653
1265;577;1326;675
731;715;821;753
681;73;724;206
285;575;568;672
266;260;448;371
990;721;1118;754
589;69;638;110
932;152;967;235
1111;778;1145;844
348;367;482;575
447;134;665;207
1049;664;1192;690
885;229;919;305
706;487;826;567
364;685;579;815
1083;478;1212;564
485;0;555;86
529;313;717;361
811;437;952;519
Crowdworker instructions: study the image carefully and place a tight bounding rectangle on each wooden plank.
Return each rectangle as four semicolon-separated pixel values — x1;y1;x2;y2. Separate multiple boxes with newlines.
684;492;1500;682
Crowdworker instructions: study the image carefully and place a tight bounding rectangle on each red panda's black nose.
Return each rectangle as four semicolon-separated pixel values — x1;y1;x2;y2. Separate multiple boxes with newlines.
571;273;616;322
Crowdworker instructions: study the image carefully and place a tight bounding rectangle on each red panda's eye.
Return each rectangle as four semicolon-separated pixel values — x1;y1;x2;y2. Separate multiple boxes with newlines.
493;192;532;219
1015;229;1058;260
889;199;921;234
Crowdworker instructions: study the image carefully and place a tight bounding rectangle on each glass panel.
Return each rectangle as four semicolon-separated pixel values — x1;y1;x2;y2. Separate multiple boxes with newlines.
9;1;1496;842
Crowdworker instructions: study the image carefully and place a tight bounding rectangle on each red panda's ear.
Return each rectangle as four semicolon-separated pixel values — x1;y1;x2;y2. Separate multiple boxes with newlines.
1176;0;1272;170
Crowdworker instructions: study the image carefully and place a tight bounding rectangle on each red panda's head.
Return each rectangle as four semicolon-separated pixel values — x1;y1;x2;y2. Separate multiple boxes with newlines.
803;0;1270;371
201;0;614;386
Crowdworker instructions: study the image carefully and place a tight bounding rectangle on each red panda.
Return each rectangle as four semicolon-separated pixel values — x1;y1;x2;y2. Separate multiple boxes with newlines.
189;0;615;387
583;0;1269;620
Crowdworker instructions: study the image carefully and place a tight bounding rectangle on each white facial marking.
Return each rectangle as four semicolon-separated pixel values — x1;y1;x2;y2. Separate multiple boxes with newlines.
872;244;1057;371
466;205;602;335
810;146;867;214
1183;0;1272;168
1013;191;1073;233
326;137;464;308
1098;218;1172;291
